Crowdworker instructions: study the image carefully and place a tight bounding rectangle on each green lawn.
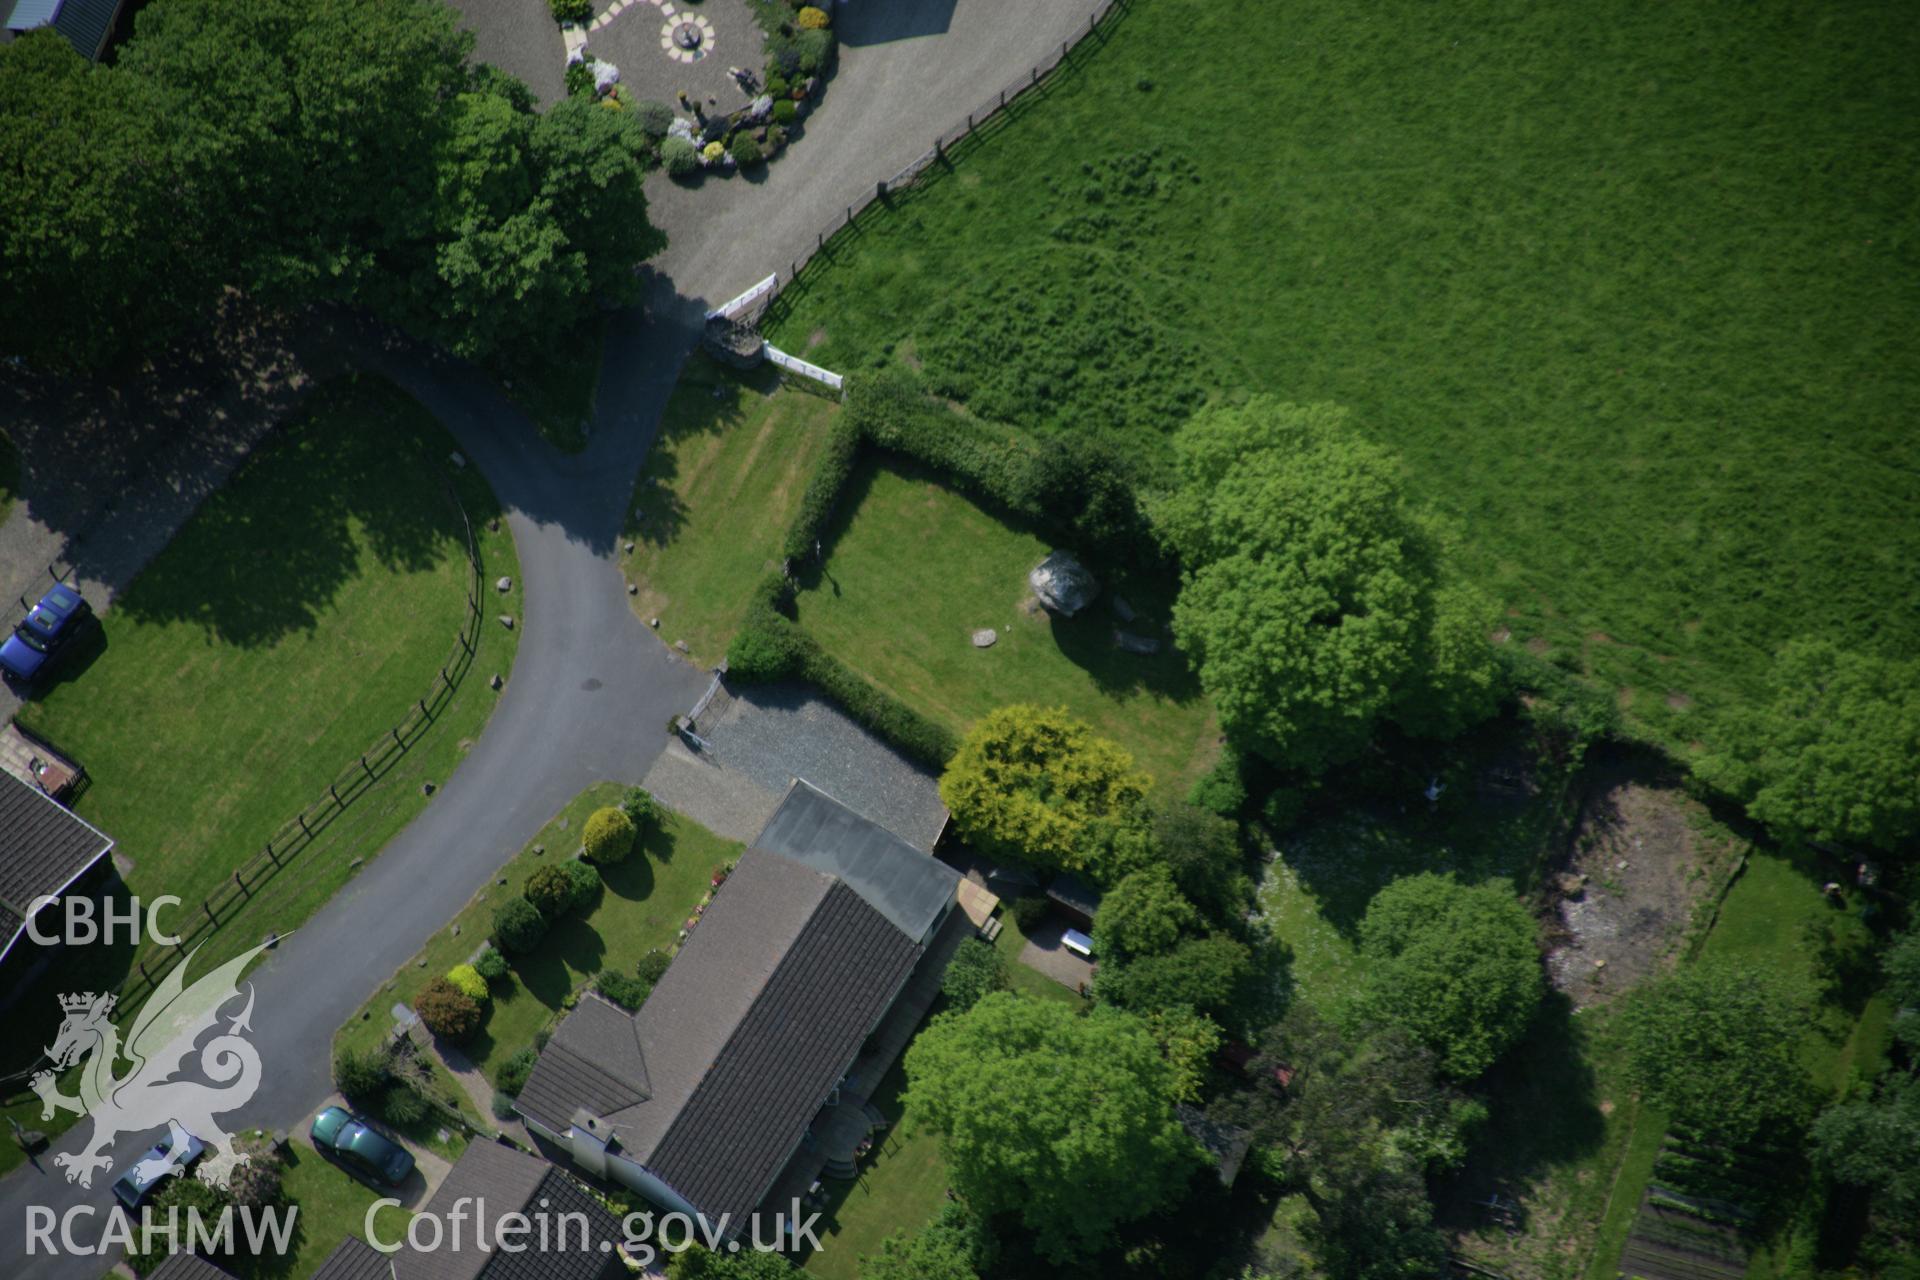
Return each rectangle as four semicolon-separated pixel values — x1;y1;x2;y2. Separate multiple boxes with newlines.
2;376;520;1175
626;356;837;666
802;1061;951;1280
490;314;608;454
795;458;1215;787
767;0;1920;753
338;786;742;1089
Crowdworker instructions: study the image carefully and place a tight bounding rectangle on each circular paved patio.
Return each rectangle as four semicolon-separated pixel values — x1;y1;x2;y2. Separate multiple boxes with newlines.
576;0;764;114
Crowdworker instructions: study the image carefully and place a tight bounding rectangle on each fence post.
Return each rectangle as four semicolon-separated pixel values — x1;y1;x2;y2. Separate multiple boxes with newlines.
264;840;277;866
297;812;310;837
329;783;342;806
233;870;247;897
361;755;374;780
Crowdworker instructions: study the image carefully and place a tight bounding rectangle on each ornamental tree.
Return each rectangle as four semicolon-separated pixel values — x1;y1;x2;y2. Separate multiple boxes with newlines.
581;806;637;864
1622;958;1811;1143
940;938;1008;1012
1356;873;1543;1079
903;993;1197;1260
415;976;484;1042
1695;639;1920;854
939;705;1152;882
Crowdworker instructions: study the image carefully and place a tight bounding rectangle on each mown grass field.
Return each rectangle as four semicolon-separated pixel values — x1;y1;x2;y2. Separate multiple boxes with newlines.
337;785;741;1091
1;377;521;1174
795;458;1216;787
768;0;1920;753
625;356;836;665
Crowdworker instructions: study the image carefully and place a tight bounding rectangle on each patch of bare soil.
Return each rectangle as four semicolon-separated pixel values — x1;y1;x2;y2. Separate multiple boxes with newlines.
1544;754;1727;1009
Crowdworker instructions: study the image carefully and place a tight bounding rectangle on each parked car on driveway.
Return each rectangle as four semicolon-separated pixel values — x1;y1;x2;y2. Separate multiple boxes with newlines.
112;1127;206;1210
310;1105;414;1187
0;583;94;684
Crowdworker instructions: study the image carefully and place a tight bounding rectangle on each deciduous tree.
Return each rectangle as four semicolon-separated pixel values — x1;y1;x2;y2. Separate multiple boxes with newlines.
1356;873;1543;1079
939;705;1152;882
904;993;1196;1260
1696;639;1920;854
1095;865;1198;959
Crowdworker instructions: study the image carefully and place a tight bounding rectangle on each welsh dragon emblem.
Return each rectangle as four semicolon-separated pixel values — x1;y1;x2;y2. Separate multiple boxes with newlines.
30;941;272;1190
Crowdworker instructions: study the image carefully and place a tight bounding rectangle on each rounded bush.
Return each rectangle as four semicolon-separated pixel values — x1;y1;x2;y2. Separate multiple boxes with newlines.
634;99;674;139
622;785;662;833
635;949;673;986
730;134;764;166
446;963;490;1004
581;807;636;865
772;99;797;126
549;0;590;24
492;896;548;954
702;140;726;164
333;1048;391;1104
414;977;484;1042
564;858;602;912
661;136;699;178
383;1085;428;1128
765;76;791;99
490;1091;519;1121
524;862;576;919
796;6;830;29
473;947;509;983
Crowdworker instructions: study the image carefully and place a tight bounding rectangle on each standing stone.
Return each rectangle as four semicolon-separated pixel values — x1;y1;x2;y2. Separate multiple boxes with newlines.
495;576;512;593
1028;551;1100;617
971;629;998;648
498;615;515;630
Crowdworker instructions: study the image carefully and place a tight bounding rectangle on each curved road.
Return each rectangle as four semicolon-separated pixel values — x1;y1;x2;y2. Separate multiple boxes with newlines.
3;1;1104;1273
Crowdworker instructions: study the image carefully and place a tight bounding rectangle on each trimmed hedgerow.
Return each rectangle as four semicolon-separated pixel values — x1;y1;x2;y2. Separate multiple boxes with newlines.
782;412;863;563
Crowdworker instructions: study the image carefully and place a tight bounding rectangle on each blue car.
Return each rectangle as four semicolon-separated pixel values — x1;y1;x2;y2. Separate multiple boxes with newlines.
0;584;93;684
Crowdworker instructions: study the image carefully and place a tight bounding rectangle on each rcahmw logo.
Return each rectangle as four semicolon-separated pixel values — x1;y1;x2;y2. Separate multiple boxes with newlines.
25;1201;298;1258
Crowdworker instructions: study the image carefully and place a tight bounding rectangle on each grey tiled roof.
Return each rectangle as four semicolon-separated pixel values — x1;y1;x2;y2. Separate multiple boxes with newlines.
647;879;921;1233
51;0;121;58
516;850;830;1146
397;1141;623;1280
310;1237;390;1280
755;780;961;944
146;1255;239;1280
0;769;113;959
514;996;648;1138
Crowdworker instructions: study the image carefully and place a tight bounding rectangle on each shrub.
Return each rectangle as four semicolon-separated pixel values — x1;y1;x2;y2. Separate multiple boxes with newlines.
943;938;1008;1012
1186;754;1247;818
383;1085;428;1128
226;1153;283;1209
796;5;830;29
727;618;804;681
621;786;662;833
415;977;484;1042
524;863;576;920
473;947;509;983
766;124;788;154
730;133;764;167
596;969;653;1010
496;1047;539;1097
492;896;548;954
633;99;675;139
772;99;797;126
781;410;861;562
549;0;591;23
661;135;699;178
766;76;791;99
702;140;726;164
582;806;636;864
564;61;596;99
491;1091;519;1121
635;948;674;986
333;1048;390;1105
1010;895;1049;932
446;963;490;1004
794;27;835;74
564;858;602;912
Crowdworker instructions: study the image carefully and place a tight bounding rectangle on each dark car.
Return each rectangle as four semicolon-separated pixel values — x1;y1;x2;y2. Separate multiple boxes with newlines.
310;1105;414;1187
112;1127;207;1210
0;583;93;684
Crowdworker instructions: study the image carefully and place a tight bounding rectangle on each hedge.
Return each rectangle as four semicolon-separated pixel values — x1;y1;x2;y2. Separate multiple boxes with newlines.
781;411;862;563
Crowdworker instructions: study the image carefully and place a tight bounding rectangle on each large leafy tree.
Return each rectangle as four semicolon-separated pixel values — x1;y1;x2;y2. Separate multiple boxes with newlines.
1622;958;1812;1143
903;993;1197;1261
1356;873;1543;1079
1152;800;1249;918
860;1203;993;1280
1217;1006;1467;1280
1097;932;1252;1018
3;0;661;373
939;705;1153;882
1811;1073;1920;1260
0;32;219;371
1696;639;1920;854
1159;399;1499;771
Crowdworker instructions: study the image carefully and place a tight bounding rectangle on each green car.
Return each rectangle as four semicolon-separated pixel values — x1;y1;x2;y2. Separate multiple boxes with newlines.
310;1105;414;1187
